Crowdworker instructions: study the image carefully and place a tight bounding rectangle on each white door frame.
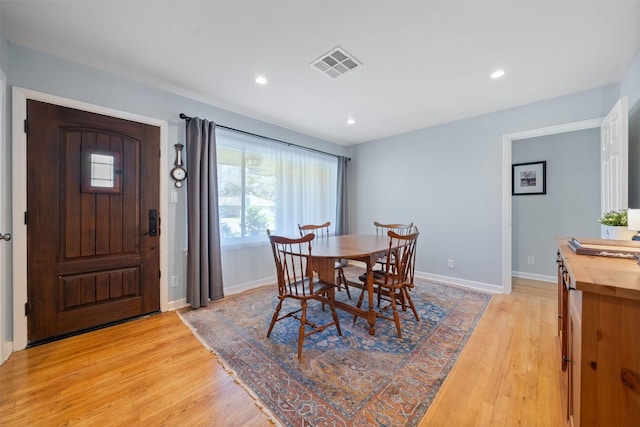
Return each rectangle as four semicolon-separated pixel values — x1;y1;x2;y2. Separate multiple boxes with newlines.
601;97;629;214
0;69;8;364
12;87;169;351
502;118;603;294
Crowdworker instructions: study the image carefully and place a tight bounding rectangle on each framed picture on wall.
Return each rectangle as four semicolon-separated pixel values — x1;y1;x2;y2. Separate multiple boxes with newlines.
512;161;546;195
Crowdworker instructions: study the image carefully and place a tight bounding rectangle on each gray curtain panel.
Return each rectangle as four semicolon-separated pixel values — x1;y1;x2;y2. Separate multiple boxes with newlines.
186;117;224;308
335;156;349;236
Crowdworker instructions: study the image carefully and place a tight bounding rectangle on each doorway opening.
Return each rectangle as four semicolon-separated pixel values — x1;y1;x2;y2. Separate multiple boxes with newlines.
501;118;602;294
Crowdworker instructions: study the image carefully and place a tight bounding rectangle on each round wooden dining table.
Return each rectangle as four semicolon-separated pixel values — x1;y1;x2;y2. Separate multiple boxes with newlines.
308;234;390;335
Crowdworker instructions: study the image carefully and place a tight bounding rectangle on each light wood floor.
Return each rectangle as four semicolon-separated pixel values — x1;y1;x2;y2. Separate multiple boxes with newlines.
422;277;562;426
0;278;562;426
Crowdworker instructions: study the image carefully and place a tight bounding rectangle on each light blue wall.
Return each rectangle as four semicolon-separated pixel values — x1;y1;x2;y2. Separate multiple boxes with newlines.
351;85;619;288
4;42;350;310
1;39;639;348
0;3;6;71
621;52;640;111
512;129;600;279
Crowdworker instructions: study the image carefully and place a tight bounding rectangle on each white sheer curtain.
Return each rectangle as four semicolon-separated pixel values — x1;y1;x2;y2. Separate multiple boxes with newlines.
216;128;338;242
274;148;338;236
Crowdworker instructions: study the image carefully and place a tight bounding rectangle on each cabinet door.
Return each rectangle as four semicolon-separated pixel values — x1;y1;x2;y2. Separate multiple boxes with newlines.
557;252;563;336
568;291;582;427
559;260;569;371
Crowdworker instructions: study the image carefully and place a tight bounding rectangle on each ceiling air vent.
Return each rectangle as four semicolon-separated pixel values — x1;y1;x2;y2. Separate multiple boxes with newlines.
310;46;361;78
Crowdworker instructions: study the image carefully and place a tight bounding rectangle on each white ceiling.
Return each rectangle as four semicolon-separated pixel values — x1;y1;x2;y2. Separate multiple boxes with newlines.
2;1;640;146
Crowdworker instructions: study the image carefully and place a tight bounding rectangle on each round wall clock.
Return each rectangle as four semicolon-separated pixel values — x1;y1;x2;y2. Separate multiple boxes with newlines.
171;143;187;188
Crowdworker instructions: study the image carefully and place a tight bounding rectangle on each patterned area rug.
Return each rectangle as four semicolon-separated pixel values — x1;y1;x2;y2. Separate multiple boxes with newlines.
179;267;491;426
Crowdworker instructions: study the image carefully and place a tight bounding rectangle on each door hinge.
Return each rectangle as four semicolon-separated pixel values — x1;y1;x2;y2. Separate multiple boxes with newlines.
24;119;28;134
25;299;31;316
24;211;28;225
159;270;161;279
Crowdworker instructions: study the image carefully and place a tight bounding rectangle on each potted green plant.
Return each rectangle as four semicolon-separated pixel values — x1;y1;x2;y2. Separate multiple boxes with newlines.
598;209;636;240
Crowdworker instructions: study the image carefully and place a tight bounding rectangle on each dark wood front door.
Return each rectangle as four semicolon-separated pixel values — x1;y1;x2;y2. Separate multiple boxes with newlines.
26;100;160;344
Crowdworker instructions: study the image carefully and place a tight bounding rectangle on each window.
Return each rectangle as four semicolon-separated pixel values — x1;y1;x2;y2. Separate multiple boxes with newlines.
216;128;338;245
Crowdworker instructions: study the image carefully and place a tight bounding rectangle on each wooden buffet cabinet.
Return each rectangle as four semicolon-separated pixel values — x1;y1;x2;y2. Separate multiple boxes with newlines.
556;239;640;427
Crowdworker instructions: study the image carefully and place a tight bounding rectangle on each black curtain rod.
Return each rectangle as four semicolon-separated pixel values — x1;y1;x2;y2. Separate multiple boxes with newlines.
179;113;350;161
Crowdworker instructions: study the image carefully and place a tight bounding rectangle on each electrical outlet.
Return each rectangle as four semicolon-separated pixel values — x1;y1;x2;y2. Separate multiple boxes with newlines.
447;259;455;268
170;276;179;288
527;256;535;265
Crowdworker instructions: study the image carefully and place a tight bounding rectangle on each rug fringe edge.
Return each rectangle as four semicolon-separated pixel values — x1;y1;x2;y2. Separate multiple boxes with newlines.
176;310;283;427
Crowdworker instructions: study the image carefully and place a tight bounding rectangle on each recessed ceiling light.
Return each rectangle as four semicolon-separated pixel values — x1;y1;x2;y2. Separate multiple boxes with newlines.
491;70;505;79
347;118;355;125
255;76;267;85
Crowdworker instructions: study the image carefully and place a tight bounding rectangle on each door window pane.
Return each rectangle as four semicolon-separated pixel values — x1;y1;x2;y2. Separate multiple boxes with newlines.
90;154;115;188
82;149;121;193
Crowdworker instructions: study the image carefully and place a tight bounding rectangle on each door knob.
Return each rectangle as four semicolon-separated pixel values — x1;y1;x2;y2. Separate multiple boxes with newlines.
0;233;11;241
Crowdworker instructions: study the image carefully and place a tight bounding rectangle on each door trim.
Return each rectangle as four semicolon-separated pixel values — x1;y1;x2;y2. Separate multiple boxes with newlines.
501;118;603;295
0;68;8;364
12;87;169;351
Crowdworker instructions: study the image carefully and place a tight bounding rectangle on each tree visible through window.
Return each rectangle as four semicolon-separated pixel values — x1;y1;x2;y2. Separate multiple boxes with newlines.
216;128;338;244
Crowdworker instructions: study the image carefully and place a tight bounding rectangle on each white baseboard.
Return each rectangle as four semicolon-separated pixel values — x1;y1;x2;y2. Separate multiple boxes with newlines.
344;262;503;294
224;276;275;296
161;269;554;319
167;298;189;311
511;271;556;283
1;341;13;365
416;270;503;294
166;277;276;311
211;268;503;302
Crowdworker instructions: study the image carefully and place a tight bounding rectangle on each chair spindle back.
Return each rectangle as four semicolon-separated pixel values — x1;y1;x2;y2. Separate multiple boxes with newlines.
268;232;315;298
298;221;332;239
381;228;419;286
374;221;414;236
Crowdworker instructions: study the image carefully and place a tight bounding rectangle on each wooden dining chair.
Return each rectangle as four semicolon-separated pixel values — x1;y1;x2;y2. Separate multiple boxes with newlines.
267;230;342;359
374;221;414;236
373;221;413;268
365;221;415;306
354;227;420;339
373;221;414;271
298;222;351;299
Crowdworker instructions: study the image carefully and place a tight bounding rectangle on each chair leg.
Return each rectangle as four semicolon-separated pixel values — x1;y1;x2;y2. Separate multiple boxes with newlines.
395;289;408;311
338;267;351;299
266;299;284;338
328;289;342;336
353;286;367;324
390;292;402;339
297;300;307;359
401;288;410;311
403;288;420;321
